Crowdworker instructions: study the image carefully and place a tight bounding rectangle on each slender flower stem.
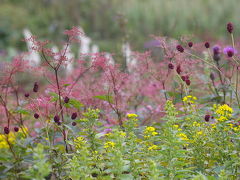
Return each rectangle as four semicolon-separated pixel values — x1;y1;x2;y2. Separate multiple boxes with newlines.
54;69;68;153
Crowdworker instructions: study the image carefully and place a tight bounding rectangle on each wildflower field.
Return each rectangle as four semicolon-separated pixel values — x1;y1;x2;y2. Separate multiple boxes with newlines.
1;12;240;180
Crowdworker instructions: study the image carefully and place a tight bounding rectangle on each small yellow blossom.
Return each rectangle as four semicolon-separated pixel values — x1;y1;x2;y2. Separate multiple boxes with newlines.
177;133;190;141
193;121;201;127
104;141;115;149
145;126;156;132
119;131;126;137
196;131;203;135
148;145;158;151
127;114;138;118
74;136;86;149
173;125;179;129
152;132;158;136
0;132;16;149
183;95;197;104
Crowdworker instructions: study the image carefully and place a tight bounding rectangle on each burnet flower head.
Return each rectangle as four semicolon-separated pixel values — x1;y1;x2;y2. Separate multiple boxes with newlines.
223;46;237;57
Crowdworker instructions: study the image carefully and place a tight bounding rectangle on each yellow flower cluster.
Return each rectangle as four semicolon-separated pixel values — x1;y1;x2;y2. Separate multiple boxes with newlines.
0;132;16;149
173;124;182;131
182;95;197;104
228;124;240;132
193;121;201;127
104;141;115;149
214;104;233;122
148;144;158;151
144;126;158;138
119;131;126;137
127;113;138;118
177;133;190;141
74;136;86;149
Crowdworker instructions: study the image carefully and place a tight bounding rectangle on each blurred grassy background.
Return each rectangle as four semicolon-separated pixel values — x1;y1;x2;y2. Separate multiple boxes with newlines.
0;0;238;53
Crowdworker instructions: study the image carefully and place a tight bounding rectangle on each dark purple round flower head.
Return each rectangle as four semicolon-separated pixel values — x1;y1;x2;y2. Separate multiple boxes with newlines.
213;45;220;55
181;76;186;81
186;79;191;86
34;113;39;119
24;93;30;98
176;45;184;53
223;46;236;57
54;115;60;123
210;73;215;81
168;63;174;69
4;127;9;134
212;45;221;61
176;65;182;74
71;112;77;120
205;42;210;48
72;122;77;126
188;42;193;48
14;127;19;132
227;22;234;33
33;82;39;93
64;96;70;103
205;114;210;122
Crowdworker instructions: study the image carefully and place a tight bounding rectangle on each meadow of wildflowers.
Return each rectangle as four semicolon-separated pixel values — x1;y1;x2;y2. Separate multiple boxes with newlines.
0;23;240;179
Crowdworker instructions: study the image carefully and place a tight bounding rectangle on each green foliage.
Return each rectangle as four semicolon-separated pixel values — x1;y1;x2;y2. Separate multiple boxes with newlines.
1;100;240;179
22;144;51;180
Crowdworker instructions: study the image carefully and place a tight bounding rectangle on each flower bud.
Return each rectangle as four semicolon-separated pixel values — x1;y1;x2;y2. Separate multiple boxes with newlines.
24;93;30;98
71;112;77;120
176;45;184;53
210;73;215;81
176;65;182;74
186;79;191;86
188;42;193;48
4;127;9;134
34;113;39;119
14;127;19;132
72;122;77;126
227;22;234;33
205;114;210;122
33;82;39;92
54;115;60;123
205;42;210;48
64;96;70;103
181;76;186;81
168;63;174;69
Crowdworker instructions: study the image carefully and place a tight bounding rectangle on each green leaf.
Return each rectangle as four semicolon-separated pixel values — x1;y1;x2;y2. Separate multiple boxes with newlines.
14;108;30;115
69;99;83;109
93;95;113;103
63;83;71;87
